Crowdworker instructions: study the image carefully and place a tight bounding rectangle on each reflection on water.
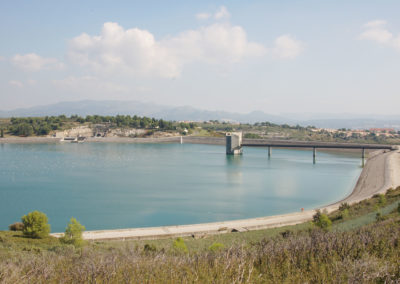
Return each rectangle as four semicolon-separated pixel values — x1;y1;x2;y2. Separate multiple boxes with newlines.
225;154;243;166
225;155;243;184
0;143;362;231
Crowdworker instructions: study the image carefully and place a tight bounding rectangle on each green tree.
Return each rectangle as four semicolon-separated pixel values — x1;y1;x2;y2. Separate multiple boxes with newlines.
312;210;332;231
38;124;51;135
21;211;51;238
0;128;4;138
61;217;85;246
15;123;34;136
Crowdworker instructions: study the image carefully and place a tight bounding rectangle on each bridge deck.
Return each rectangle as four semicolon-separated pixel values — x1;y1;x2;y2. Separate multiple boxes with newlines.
241;140;393;150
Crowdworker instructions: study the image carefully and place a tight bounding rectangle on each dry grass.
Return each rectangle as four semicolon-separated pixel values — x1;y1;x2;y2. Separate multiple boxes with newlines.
0;216;399;283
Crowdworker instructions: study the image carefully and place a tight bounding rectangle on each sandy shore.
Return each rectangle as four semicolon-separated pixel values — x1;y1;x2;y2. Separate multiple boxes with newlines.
49;147;400;241
0;137;62;143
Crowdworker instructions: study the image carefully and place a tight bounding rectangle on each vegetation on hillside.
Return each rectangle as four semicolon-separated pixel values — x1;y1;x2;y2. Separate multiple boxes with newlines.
60;217;85;247
1;187;399;283
21;211;50;239
1;114;400;144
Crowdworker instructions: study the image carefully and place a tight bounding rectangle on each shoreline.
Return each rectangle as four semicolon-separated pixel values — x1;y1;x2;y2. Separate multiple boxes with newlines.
2;136;397;240
0;136;390;154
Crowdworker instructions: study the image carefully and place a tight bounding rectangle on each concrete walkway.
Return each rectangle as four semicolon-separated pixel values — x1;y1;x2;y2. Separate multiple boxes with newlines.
51;149;400;241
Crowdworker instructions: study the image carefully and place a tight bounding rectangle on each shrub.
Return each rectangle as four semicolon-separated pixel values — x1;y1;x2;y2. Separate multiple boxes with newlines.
375;212;384;222
60;218;85;247
341;208;350;220
8;222;24;231
398;202;400;214
144;243;157;253
312;210;322;223
21;211;51;238
339;202;350;211
244;133;262;139
280;230;292;238
172;237;188;253
209;242;224;252
312;210;332;230
378;194;386;207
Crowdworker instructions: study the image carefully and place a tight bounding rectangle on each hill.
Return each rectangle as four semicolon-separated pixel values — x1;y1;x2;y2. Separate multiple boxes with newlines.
2;100;400;129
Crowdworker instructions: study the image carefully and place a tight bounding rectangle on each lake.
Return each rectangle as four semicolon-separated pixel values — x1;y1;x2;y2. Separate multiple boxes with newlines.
0;143;362;232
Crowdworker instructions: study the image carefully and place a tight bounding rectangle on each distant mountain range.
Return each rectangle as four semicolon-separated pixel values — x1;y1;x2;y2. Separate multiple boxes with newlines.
1;100;400;130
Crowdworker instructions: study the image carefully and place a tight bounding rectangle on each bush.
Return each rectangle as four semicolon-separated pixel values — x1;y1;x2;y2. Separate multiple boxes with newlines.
21;211;51;238
60;218;85;247
341;209;350;220
172;237;188;253
375;211;385;222
280;230;292;238
244;133;262;139
339;202;350;211
312;210;332;230
398;202;400;214
209;242;224;252
8;222;24;231
378;194;386;207
144;243;157;253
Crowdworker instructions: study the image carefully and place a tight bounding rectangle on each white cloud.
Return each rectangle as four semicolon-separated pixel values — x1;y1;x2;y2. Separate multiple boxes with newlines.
364;20;387;28
68;22;269;78
214;6;230;20
359;20;400;51
12;53;64;71
272;35;304;59
196;13;211;20
165;23;267;64
9;80;23;88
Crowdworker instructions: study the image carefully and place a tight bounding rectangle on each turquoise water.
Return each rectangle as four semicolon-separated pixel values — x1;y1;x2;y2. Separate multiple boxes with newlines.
0;143;362;232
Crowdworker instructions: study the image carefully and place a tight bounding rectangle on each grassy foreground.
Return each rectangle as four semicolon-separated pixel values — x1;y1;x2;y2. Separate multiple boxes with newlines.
1;188;400;283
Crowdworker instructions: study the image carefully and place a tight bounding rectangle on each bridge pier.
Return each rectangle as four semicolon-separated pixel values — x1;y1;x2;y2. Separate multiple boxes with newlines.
313;147;316;164
362;148;365;167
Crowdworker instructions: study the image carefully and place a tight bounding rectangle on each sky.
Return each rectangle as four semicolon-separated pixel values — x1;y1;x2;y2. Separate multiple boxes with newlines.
1;0;400;115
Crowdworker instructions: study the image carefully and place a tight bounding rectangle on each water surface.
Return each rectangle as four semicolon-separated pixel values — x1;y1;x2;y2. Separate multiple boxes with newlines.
0;143;362;232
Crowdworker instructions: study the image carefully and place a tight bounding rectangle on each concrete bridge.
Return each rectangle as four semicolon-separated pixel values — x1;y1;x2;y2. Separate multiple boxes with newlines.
226;132;396;164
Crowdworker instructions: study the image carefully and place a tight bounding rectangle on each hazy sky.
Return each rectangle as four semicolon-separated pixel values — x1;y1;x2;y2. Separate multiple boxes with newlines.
1;1;400;114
